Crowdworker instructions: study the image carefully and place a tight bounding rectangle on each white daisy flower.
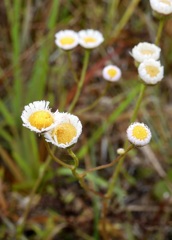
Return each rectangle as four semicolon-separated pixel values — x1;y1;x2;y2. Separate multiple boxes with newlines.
55;30;79;50
131;42;161;63
44;112;82;149
127;122;152;147
102;65;122;82
150;0;172;15
21;101;58;133
78;29;104;49
138;59;164;85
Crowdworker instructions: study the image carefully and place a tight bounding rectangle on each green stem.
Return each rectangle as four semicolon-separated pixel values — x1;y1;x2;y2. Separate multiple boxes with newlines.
130;83;146;123
67;51;78;83
111;0;140;40
76;82;110;114
106;83;146;198
155;18;165;46
82;145;133;176
106;145;134;197
67;148;79;171
68;50;90;112
105;0;120;37
67;149;108;198
45;141;73;170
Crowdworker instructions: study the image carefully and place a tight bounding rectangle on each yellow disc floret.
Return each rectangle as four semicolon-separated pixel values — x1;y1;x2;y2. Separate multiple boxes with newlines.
29;110;54;130
145;65;160;77
107;68;117;78
55;123;77;144
132;125;148;140
140;49;154;55
60;37;75;45
160;0;171;5
84;37;96;43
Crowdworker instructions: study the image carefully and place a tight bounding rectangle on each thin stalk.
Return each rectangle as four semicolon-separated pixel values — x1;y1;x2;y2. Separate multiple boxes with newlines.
78;177;106;198
67;51;78;83
155;18;165;46
81;145;133;176
105;0;120;36
110;0;140;41
67;149;107;198
0;145;23;182
130;83;146;123
76;82;110;114
45;142;73;170
106;83;146;197
106;145;134;197
68;50;90;112
67;148;79;169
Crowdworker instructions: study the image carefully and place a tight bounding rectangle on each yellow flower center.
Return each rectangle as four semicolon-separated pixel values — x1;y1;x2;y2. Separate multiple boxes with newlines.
29;111;54;130
145;65;160;77
55;123;77;144
140;49;154;55
132;125;148;140
60;36;75;45
107;68;117;78
84;37;96;43
160;0;171;5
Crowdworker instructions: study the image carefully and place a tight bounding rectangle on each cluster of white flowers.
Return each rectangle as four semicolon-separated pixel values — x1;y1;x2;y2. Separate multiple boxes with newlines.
21;101;82;149
131;42;164;85
55;29;104;50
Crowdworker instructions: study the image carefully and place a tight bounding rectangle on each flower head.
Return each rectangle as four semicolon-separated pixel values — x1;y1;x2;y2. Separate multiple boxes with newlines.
138;59;164;85
117;148;125;155
44;112;82;148
21;101;58;133
131;42;161;63
102;65;122;82
55;30;79;50
150;0;172;15
78;29;104;49
127;122;152;147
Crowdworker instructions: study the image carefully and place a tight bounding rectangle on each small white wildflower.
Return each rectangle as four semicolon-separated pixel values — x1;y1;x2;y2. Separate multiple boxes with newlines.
150;0;172;15
131;42;161;63
78;29;104;49
127;122;152;147
138;59;164;85
44;112;82;149
117;148;125;155
21;101;58;133
55;30;79;50
102;65;122;82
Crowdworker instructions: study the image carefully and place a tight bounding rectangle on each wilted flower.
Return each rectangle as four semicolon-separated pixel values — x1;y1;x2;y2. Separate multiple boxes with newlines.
138;59;164;85
78;29;104;49
44;112;82;148
149;0;172;15
131;42;161;63
21;101;58;133
127;122;152;147
102;65;122;82
55;30;79;50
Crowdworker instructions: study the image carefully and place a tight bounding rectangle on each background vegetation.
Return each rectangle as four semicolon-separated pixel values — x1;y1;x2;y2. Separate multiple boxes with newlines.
0;0;172;239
